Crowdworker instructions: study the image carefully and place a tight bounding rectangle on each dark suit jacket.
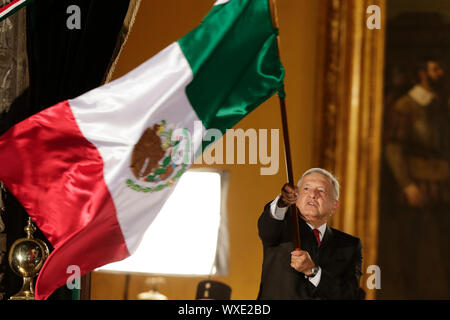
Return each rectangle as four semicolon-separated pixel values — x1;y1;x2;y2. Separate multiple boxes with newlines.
257;201;363;300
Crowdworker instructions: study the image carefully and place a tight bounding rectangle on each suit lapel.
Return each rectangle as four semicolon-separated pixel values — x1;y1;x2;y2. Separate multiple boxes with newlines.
297;216;318;257
317;225;336;264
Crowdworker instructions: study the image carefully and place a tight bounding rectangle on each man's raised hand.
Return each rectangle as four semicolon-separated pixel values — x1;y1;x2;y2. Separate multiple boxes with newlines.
277;183;298;208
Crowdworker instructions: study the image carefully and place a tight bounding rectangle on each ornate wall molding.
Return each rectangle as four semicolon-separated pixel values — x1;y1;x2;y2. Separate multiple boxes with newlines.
0;0;29;114
314;0;386;300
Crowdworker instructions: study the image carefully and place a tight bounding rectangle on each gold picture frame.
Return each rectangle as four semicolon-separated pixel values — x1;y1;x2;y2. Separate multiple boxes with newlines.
314;0;386;300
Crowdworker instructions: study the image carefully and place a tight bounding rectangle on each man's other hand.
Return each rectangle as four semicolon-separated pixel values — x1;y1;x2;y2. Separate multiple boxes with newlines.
290;250;315;275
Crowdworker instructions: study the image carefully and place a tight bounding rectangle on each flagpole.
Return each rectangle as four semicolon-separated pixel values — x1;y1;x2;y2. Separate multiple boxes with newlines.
268;0;301;250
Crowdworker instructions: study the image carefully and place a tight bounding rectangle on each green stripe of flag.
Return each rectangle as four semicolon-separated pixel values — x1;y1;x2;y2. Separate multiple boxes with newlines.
178;0;285;134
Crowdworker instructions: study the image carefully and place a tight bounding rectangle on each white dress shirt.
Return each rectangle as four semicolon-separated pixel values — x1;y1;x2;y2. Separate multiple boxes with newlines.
269;194;325;287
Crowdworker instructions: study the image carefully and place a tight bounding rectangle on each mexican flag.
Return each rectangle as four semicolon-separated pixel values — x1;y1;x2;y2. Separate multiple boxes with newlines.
0;0;34;22
0;0;284;299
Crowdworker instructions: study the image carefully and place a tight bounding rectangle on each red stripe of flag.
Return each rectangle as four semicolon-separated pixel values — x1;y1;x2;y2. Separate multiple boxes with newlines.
0;101;129;299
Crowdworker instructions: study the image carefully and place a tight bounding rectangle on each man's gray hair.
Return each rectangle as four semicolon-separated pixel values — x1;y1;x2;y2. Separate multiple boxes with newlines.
297;168;340;200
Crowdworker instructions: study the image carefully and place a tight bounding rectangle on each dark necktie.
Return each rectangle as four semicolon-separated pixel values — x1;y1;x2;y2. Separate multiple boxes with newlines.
313;229;321;247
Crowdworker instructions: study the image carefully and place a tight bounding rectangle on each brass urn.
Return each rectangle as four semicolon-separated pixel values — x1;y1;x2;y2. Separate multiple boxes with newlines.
8;217;49;300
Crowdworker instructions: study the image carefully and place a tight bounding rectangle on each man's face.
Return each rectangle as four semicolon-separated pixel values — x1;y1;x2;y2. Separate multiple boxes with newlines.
426;61;444;88
296;172;339;224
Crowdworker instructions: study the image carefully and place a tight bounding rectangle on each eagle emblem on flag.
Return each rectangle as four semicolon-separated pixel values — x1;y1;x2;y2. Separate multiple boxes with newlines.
127;120;189;192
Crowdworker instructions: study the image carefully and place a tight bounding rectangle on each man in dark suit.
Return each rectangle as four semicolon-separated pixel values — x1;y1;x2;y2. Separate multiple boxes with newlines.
257;168;363;299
